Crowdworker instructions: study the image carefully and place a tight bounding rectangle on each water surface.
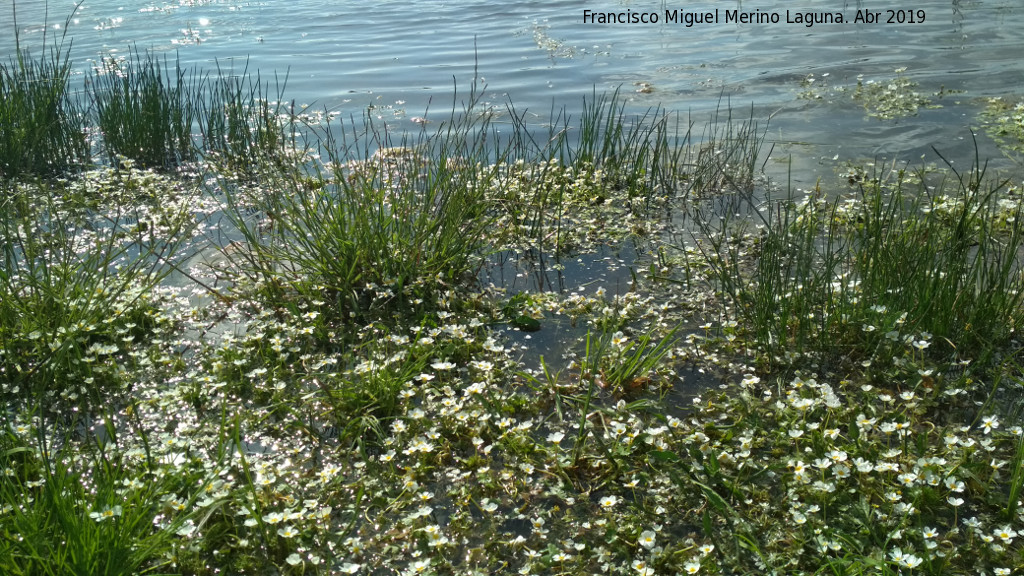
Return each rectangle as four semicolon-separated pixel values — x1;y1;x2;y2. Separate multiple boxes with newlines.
4;0;1023;181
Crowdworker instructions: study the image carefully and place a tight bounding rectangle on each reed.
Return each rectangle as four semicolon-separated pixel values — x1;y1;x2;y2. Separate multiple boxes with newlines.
0;11;89;179
200;63;294;177
695;145;1024;369
567;88;688;201
88;48;201;170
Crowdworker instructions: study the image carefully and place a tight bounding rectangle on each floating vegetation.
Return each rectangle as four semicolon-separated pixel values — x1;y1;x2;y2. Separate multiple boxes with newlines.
981;96;1024;158
795;68;952;120
530;21;577;59
851;68;934;119
796;72;832;100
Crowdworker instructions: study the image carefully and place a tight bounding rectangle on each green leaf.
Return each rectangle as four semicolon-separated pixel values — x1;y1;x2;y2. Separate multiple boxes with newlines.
693;479;734;518
648;450;681;463
512;314;541;332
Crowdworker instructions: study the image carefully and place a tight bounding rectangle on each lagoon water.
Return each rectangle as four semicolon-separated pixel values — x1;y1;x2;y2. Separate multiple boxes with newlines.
3;0;1023;182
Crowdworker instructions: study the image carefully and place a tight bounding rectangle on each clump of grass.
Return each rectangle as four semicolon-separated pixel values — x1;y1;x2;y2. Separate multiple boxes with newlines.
0;418;210;575
88;48;201;170
565;88;686;200
489;90;694;264
695;149;1024;370
217;81;502;327
0;10;90;179
200;63;295;177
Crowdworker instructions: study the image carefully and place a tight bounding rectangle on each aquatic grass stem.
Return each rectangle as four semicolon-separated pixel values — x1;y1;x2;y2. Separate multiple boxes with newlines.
88;47;201;170
0;2;89;178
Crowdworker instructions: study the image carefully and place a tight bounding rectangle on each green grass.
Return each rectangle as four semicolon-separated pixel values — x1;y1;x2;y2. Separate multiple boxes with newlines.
694;149;1024;371
215;80;504;328
88;48;200;170
0;175;193;411
0;425;205;575
200;63;295;177
0;16;89;179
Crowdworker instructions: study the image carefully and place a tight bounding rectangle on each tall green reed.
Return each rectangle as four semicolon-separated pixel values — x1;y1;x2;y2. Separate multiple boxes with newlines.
0;6;89;179
88;48;201;170
850;155;1024;360
695;147;1024;368
200;63;294;177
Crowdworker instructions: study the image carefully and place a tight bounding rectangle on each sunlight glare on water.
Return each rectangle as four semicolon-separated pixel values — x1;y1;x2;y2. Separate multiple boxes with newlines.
3;0;1023;180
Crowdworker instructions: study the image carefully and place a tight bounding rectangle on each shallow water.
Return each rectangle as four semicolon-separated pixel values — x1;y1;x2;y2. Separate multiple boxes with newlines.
4;0;1023;183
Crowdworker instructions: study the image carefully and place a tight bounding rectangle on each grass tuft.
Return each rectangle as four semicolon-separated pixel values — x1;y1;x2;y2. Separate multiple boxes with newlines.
88;48;201;171
0;8;90;179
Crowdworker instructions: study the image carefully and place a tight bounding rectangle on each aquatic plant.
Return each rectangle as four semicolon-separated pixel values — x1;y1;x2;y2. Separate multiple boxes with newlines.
693;151;1024;370
0;9;89;179
851;67;933;119
200;63;295;176
0;415;211;575
0;172;195;410
88;49;201;170
212;80;506;330
980;96;1024;159
0;31;1021;572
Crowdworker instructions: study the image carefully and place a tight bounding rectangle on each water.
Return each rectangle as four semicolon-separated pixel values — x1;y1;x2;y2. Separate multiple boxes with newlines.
4;0;1023;182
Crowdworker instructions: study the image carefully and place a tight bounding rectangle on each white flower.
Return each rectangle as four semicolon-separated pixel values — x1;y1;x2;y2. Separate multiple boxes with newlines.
547;431;565;443
994;525;1018;542
638;529;657;549
599;495;619;508
285;553;303;566
900;554;923;569
632;559;655;575
89;505;123;522
981;415;1000;434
